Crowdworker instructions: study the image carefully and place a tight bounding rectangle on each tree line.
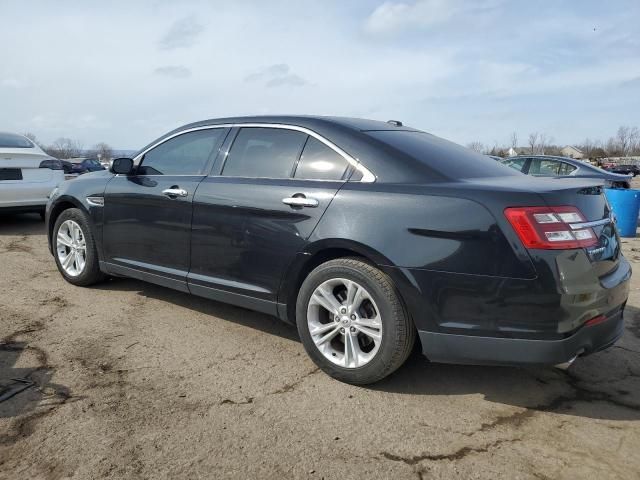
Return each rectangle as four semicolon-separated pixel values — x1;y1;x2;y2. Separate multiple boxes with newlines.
467;125;640;158
23;133;113;161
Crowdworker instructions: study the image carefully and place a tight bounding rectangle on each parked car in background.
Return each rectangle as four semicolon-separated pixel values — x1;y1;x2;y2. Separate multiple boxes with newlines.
46;116;630;384
39;159;65;171
59;160;80;175
606;164;640;177
39;158;83;179
0;131;65;217
500;155;632;188
65;157;105;175
74;158;106;173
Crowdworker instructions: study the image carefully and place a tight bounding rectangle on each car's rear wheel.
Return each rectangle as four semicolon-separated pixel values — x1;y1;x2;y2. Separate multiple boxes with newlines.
296;257;415;384
53;208;105;286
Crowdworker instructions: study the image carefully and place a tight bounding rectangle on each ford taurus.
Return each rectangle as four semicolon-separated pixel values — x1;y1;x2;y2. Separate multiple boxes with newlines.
46;116;630;384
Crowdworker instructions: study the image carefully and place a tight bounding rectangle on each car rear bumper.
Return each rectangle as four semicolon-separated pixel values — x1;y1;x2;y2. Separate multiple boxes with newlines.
418;304;625;366
387;252;631;366
0;175;62;208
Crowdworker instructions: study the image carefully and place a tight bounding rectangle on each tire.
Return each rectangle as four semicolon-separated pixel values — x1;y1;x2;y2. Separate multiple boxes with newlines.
296;257;415;384
52;208;105;286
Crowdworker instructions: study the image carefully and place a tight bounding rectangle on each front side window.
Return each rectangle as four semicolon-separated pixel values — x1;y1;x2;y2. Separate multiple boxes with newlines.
138;129;225;175
222;127;307;178
294;137;350;181
529;159;561;176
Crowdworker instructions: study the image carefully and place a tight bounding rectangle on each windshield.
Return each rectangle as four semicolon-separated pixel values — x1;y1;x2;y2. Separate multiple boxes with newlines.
0;132;34;148
367;130;521;179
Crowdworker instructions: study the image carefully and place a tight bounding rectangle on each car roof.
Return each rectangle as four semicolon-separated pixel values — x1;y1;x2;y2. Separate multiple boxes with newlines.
136;116;430;183
172;115;420;134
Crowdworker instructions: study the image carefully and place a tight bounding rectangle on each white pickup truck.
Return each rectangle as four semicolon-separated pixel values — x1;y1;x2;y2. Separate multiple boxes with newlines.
0;132;65;218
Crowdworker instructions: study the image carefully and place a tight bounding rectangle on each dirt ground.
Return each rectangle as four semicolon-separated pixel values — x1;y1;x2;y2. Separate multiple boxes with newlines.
1;210;640;480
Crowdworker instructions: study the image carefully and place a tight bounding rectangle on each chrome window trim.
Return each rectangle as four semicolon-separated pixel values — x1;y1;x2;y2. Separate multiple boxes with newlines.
132;123;376;183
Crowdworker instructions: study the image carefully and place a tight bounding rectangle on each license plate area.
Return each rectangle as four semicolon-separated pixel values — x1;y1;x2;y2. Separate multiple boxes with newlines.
0;168;23;180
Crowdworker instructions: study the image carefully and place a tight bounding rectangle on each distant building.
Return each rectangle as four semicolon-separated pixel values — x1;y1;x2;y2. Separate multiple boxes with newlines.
560;145;584;159
507;147;530;157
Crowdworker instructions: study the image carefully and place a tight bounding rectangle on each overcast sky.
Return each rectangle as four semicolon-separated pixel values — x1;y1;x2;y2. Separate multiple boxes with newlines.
1;0;639;150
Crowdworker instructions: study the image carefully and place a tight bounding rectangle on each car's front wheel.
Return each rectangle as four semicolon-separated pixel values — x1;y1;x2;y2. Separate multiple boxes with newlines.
53;208;105;286
296;258;415;384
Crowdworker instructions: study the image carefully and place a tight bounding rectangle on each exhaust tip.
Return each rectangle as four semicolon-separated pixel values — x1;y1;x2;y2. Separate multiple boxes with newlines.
554;349;585;370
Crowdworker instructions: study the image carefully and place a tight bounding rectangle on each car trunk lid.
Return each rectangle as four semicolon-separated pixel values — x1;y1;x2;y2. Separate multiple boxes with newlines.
462;176;620;277
537;181;620;277
0;152;57;183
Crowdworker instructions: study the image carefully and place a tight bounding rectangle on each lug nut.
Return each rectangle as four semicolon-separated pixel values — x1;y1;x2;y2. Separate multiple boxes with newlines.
350;327;356;333
350;314;356;320
340;327;345;333
340;307;347;314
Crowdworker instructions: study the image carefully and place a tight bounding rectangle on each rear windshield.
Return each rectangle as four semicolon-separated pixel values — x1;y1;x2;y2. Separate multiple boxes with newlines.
367;130;520;179
0;133;34;148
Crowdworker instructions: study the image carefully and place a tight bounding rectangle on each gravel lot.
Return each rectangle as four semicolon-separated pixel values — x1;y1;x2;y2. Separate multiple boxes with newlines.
1;211;640;479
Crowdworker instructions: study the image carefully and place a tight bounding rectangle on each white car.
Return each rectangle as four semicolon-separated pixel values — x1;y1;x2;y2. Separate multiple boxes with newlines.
0;132;65;217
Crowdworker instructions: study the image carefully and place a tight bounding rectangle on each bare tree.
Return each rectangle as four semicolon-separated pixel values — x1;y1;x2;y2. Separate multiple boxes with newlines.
605;137;621;157
616;126;632;156
630;126;640;155
89;142;114;162
466;141;485;153
45;137;84;159
538;133;553;155
528;132;539;154
509;131;518;150
581;138;595;157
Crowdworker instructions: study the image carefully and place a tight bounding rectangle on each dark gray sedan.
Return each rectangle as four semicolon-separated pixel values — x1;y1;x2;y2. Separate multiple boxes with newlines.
500;155;632;188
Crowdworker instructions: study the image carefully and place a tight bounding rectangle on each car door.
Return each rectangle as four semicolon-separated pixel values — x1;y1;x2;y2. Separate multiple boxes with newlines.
189;126;353;314
102;127;228;291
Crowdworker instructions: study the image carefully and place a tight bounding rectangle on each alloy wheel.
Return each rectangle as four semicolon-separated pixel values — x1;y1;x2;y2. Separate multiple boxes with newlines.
307;278;382;368
56;219;87;277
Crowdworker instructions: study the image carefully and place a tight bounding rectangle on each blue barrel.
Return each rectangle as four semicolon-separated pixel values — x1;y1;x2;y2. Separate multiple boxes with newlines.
604;188;640;237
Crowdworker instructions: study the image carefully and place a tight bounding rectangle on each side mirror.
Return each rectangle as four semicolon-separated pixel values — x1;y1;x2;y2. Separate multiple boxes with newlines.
111;157;134;175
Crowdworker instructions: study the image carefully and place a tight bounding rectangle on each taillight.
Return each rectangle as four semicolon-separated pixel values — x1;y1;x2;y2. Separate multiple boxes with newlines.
504;206;598;250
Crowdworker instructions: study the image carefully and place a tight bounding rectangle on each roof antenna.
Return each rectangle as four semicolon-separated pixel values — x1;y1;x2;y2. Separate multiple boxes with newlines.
387;120;403;127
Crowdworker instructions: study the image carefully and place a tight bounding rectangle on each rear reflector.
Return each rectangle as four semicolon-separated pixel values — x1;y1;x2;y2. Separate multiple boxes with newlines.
585;315;607;327
504;206;598;250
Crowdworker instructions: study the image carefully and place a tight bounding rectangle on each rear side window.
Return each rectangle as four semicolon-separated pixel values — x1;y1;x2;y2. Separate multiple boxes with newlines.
558;162;577;176
529;159;562;176
367;130;520;179
139;129;225;175
294;137;350;181
0;133;34;148
223;127;307;178
500;157;527;172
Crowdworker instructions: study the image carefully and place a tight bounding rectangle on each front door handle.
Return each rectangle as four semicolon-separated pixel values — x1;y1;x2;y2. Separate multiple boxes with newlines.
162;187;188;198
282;195;319;208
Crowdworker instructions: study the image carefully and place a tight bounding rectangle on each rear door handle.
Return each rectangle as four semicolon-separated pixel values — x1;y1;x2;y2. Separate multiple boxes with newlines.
162;188;188;198
282;196;319;208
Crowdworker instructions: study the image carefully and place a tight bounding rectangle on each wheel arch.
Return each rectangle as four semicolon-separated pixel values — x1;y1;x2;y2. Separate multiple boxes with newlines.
48;196;93;252
278;238;409;326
